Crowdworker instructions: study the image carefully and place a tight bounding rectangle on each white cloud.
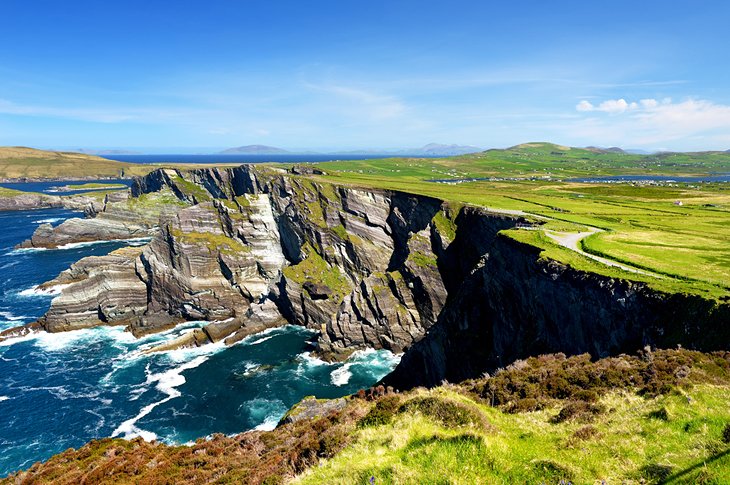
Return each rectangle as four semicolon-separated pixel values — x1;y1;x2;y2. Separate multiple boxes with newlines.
576;100;594;112
570;97;730;149
575;98;639;114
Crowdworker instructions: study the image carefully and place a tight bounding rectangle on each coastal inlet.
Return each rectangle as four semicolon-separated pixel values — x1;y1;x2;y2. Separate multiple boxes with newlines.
0;208;399;477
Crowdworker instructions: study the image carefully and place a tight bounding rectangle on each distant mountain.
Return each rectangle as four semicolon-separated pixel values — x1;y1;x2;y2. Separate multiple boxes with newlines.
220;145;290;155
406;143;483;156
585;146;626;154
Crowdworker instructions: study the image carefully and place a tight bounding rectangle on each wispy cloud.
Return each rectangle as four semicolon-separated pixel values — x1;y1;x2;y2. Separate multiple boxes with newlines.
0;98;215;124
571;97;730;148
303;83;407;120
0;98;136;123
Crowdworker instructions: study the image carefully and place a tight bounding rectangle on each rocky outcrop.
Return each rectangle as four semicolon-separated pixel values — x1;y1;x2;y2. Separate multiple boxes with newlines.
16;189;181;249
278;396;347;425
39;246;149;332
0;191;104;213
10;166;456;356
8;164;729;384
0;192;63;211
383;210;730;389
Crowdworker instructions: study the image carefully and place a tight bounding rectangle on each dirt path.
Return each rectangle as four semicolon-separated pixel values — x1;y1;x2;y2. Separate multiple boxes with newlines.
481;205;663;277
544;228;661;277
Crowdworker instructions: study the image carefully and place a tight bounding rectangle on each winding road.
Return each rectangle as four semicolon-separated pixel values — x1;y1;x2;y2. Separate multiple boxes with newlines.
483;206;662;278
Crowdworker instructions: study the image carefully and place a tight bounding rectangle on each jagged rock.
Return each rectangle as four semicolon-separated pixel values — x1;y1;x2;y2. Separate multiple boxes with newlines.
303;281;332;300
40;246;149;332
14;164;727;386
17;217;149;249
0;192;63;211
289;165;326;175
278;396;347;425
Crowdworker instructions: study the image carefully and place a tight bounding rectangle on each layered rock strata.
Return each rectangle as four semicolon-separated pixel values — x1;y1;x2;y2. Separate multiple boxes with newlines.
3;165;729;385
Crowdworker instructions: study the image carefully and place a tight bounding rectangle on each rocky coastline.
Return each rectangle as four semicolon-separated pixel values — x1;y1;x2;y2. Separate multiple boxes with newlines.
2;165;729;385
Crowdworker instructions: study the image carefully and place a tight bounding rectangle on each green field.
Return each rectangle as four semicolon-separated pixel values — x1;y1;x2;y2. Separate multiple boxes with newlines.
294;143;730;299
3;143;730;299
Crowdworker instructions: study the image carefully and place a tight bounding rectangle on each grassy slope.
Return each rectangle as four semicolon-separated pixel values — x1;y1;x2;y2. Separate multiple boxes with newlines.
297;350;730;484
6;350;729;484
0;147;152;179
0;146;244;180
299;143;730;299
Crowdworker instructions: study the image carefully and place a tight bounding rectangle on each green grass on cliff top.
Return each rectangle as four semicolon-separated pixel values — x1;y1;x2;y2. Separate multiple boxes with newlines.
295;143;730;300
295;385;730;485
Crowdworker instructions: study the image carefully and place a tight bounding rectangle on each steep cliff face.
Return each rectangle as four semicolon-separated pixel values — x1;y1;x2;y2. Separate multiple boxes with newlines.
9;164;729;386
384;210;730;388
17;166;454;358
17;189;182;249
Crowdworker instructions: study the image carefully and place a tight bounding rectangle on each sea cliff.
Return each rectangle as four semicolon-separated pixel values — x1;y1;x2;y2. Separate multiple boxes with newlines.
3;165;729;386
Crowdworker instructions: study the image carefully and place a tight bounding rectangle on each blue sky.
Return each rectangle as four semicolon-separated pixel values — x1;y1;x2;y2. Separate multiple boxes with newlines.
1;0;729;152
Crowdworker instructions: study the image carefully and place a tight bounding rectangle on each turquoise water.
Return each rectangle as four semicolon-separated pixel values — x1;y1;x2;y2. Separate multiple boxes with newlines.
0;208;399;477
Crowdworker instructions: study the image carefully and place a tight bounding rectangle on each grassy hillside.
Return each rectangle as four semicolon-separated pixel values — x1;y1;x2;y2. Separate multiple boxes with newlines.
0;147;154;179
6;349;729;484
297;144;730;300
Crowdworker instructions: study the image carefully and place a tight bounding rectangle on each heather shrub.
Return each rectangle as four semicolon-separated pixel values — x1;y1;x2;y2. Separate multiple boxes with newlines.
551;401;605;423
358;395;401;427
722;423;730;444
398;396;489;429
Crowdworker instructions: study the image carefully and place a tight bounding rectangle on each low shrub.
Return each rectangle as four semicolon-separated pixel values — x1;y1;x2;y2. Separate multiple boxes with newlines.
505;398;544;414
531;459;574;481
358;396;401;427
722;423;730;444
398;396;489;429
647;407;670;421
469;349;730;412
572;425;599;441
639;463;674;481
552;401;605;424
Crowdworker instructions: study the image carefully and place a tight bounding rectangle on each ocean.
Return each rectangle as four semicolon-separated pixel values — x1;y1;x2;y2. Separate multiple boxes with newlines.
0;207;399;477
100;153;423;164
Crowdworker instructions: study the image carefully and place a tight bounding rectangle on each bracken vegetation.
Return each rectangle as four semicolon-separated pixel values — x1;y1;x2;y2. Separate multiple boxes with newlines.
7;349;730;484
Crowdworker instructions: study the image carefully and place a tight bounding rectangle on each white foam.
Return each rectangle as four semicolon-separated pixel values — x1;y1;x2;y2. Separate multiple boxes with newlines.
55;237;151;250
0;396;10;402
0;330;40;347
33;218;64;224
298;351;327;367
112;354;210;441
330;363;353;386
0;311;28;322
159;339;226;363
249;334;275;345
7;247;48;254
17;284;69;298
33;327;101;352
254;415;280;431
